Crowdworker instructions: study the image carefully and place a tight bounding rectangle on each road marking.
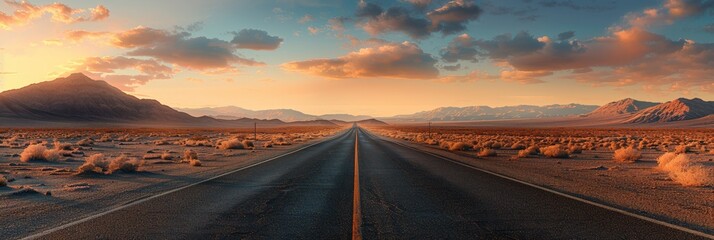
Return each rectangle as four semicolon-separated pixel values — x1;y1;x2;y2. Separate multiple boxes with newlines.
20;129;353;240
352;128;363;240
361;129;714;240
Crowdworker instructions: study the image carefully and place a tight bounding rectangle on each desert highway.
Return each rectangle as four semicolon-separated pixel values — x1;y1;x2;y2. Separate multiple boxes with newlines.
26;127;711;239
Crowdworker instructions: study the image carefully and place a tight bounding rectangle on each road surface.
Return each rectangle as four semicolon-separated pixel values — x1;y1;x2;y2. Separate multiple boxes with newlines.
27;127;710;239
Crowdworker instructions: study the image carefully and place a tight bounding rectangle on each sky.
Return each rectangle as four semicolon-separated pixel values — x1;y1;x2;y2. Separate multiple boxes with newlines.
0;0;713;117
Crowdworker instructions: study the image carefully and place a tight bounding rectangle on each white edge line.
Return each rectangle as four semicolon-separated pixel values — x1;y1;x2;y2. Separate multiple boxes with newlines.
361;129;714;240
20;129;353;240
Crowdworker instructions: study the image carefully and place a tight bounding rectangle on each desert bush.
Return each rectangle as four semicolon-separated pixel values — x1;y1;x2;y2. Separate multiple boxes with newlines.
20;144;61;162
448;142;469;151
76;138;93;146
613;147;641;162
674;145;689;154
242;140;254;148
510;143;526;150
477;148;497;157
184;149;198;160
568;145;582;154
77;154;110;174
540;145;569;158
0;175;6;187
263;142;273;148
189;159;202;167
53;140;72;151
160;152;173;160
108;155;144;173
517;146;539;158
657;152;713;187
217;139;245;150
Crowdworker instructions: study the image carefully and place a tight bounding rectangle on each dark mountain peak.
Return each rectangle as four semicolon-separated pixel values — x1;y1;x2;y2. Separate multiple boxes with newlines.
626;98;714;123
586;98;659;116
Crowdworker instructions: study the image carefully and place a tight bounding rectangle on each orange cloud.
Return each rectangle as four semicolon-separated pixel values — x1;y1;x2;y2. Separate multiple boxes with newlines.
67;56;174;91
283;41;439;79
0;0;109;30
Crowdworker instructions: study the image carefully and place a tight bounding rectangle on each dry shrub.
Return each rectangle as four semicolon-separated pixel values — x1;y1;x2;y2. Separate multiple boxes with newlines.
142;154;161;160
568;145;582;154
77;153;110;174
108;155;144;174
189;159;202;166
0;175;6;187
517;146;539;158
657;153;713;187
76;138;93;146
613;147;642;162
263;142;273;148
160;152;173;160
448;142;469;151
184;149;198;160
242;140;254;148
439;141;452;149
477;148;497;157
540;145;569;158
53;140;72;151
510;143;526;150
217;139;245;150
20;144;61;162
674;145;689;154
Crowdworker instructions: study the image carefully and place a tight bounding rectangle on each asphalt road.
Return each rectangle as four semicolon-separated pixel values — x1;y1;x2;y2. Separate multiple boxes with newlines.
29;127;710;240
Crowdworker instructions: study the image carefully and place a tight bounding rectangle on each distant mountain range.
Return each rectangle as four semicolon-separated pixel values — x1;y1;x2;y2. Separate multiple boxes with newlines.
177;106;372;122
385;104;599;122
1;73;712;128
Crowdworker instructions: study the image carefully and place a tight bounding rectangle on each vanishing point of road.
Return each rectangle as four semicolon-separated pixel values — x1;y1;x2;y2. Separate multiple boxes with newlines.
23;127;713;239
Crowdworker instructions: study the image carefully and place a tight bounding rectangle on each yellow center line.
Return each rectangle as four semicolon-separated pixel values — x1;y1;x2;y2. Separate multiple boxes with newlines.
352;128;362;240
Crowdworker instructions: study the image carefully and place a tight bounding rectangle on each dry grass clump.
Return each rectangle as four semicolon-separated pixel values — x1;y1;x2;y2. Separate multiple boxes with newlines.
477;148;497;157
540;145;569;158
183;149;201;167
20;144;61;162
108;155;145;173
568;145;582;154
0;175;7;187
510;143;526;150
657;152;713;187
53;140;72;151
76;138;94;146
160;152;173;160
517;146;539;158
77;153;111;174
217;139;247;150
242;140;254;148
448;142;470;151
613;147;642;163
263;142;273;148
674;145;690;154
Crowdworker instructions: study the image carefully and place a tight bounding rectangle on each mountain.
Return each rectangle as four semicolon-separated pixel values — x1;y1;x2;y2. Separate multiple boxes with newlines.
586;98;659;117
355;118;388;126
177;106;316;122
626;98;714;123
0;73;289;127
178;106;373;122
0;73;197;123
387;104;598;122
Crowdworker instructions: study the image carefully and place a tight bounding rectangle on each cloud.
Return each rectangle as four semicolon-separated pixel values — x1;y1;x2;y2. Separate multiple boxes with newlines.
65;30;109;41
68;56;173;91
624;0;714;28
307;26;320;34
538;0;615;12
356;0;482;39
706;23;714;33
0;0;109;30
437;70;496;83
230;29;284;50
107;26;265;70
481;1;539;22
283;41;439;79
328;17;349;32
440;33;479;63
298;14;314;23
427;0;483;35
557;31;575;40
475;31;546;59
403;0;433;10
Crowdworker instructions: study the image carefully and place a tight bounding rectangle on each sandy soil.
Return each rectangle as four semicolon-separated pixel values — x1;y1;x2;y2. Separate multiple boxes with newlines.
0;127;347;238
364;127;714;234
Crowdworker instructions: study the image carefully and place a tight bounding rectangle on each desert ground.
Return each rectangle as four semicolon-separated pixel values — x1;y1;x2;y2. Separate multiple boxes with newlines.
0;126;347;238
363;124;714;232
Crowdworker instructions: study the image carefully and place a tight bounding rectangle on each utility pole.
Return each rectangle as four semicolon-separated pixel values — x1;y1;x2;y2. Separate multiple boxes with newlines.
428;121;431;138
254;122;257;141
